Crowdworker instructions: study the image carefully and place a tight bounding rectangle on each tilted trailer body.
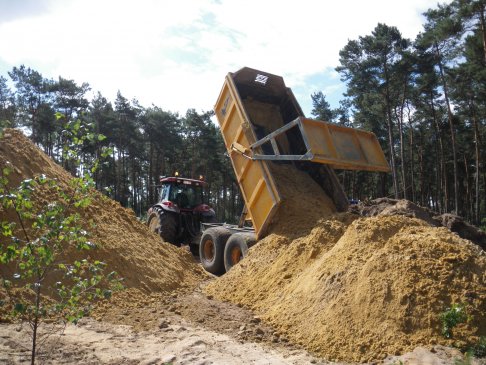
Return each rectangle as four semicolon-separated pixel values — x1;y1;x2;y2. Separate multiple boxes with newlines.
199;67;390;274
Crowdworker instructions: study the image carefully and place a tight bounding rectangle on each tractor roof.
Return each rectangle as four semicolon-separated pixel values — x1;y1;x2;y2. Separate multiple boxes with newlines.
159;176;207;186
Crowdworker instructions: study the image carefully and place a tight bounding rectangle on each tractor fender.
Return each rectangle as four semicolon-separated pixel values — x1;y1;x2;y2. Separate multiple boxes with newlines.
202;208;216;219
194;204;216;222
147;204;180;225
194;204;215;215
154;201;180;214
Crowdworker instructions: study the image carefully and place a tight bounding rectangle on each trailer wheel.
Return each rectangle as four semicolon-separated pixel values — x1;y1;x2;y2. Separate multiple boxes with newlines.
224;232;256;272
199;227;231;275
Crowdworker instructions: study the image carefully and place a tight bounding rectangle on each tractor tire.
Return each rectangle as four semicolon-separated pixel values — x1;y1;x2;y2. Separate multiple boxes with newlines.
149;208;179;245
223;232;256;272
199;227;231;275
147;212;161;234
189;243;199;256
159;212;178;245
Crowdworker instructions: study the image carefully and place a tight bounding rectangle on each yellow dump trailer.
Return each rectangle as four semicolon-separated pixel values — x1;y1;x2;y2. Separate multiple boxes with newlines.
214;71;283;240
199;67;389;275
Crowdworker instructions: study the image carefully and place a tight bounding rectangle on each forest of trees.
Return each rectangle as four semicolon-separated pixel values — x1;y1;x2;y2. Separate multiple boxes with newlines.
0;0;485;227
311;0;486;226
0;68;240;221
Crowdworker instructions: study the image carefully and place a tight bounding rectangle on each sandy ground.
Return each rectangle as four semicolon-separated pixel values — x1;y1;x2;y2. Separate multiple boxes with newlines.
1;280;484;365
0;282;337;365
0;317;326;365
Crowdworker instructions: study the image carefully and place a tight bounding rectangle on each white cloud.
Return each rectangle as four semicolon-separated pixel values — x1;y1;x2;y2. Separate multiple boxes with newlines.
0;0;443;115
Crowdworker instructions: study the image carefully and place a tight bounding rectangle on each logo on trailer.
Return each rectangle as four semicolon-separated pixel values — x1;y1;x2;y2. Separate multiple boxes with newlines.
221;96;230;117
255;74;268;85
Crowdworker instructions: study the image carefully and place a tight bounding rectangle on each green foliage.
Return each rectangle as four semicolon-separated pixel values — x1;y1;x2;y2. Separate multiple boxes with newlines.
440;303;469;339
333;0;486;222
451;337;486;364
0;119;12;133
454;351;474;365
0;122;121;364
0;166;121;323
311;91;335;122
472;336;486;358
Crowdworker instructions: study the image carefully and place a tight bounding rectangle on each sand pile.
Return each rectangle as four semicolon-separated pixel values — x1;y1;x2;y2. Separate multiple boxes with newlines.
267;163;337;237
351;197;486;249
0;129;207;296
206;164;486;362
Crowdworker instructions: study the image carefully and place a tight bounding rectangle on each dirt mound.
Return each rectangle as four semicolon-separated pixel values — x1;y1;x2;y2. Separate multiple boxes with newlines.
351;198;486;250
0;129;207;296
206;167;486;362
436;213;486;250
350;197;439;225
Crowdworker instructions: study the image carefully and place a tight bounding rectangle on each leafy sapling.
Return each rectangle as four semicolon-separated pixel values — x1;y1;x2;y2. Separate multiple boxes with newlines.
0;122;120;365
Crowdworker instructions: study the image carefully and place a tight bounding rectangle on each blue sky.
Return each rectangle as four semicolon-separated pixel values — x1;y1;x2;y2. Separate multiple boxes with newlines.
0;0;442;117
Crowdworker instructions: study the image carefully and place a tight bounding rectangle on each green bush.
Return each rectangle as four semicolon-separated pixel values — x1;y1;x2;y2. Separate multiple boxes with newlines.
472;336;486;358
440;303;468;339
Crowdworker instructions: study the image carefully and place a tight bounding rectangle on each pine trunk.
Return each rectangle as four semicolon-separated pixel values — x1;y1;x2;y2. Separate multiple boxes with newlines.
383;63;399;198
478;3;486;64
430;93;447;213
435;43;459;214
472;109;481;224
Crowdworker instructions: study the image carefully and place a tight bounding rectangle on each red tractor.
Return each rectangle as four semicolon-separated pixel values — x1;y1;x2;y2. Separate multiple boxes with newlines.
147;176;216;251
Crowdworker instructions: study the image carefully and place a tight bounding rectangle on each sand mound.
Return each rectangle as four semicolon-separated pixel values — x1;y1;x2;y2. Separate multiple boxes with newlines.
206;166;486;362
351;198;486;250
0;129;207;296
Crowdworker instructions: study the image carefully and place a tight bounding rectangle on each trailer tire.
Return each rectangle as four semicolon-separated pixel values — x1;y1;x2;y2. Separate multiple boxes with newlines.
224;232;256;272
199;227;231;275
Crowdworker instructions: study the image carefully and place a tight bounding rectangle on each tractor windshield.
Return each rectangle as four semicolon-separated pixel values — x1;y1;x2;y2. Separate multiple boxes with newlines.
161;182;204;209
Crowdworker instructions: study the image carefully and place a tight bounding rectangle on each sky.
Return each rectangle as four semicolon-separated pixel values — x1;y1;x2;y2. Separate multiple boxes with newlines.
0;0;443;117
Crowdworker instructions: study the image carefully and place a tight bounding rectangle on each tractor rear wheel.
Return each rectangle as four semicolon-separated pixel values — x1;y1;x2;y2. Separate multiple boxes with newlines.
148;212;161;234
223;232;256;272
149;208;179;245
199;227;231;275
159;212;178;245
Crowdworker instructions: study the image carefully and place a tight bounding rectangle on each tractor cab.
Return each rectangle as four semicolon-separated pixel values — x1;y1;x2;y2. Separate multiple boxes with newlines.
158;176;206;211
